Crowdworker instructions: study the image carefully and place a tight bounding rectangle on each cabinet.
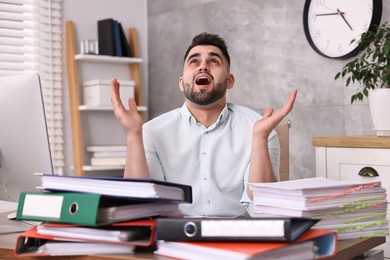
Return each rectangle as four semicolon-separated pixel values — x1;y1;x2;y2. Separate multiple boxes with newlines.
313;135;390;257
65;20;147;176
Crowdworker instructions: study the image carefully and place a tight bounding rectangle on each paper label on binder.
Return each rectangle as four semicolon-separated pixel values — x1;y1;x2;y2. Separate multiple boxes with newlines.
22;194;63;218
201;220;285;237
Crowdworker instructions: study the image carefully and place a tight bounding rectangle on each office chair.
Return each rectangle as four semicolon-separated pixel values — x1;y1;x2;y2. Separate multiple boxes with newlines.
275;118;291;181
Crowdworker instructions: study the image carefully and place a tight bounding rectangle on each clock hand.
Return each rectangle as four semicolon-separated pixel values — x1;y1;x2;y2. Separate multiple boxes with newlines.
337;9;353;31
316;12;340;16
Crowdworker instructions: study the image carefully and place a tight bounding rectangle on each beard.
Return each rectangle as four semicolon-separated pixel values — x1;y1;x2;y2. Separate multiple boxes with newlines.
183;79;228;106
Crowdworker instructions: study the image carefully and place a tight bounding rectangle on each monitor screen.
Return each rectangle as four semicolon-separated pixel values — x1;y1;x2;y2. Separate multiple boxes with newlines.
0;73;53;202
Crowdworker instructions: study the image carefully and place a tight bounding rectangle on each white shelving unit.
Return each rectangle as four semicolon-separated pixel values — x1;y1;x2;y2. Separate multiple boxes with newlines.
66;20;146;176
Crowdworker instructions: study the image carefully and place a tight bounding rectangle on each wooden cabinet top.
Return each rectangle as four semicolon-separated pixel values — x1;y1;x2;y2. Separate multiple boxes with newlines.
312;136;390;149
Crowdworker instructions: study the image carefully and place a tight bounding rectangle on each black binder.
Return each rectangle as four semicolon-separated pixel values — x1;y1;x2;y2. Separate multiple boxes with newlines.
38;174;192;203
97;18;116;56
156;217;319;242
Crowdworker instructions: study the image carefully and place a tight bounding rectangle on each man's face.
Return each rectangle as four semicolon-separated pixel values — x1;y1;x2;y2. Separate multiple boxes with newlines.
179;45;234;106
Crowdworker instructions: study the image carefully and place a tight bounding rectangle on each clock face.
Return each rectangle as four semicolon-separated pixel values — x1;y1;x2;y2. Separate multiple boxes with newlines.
303;0;382;59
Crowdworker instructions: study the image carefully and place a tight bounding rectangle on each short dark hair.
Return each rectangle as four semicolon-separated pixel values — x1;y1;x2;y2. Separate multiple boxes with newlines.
183;32;230;66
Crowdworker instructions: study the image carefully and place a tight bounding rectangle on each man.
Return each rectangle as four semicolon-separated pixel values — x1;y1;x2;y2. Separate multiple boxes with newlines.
110;32;297;217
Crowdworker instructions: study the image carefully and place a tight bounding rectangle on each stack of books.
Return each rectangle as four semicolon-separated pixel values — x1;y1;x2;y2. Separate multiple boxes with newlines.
97;18;132;57
86;145;127;167
249;177;389;240
154;217;337;259
14;174;192;256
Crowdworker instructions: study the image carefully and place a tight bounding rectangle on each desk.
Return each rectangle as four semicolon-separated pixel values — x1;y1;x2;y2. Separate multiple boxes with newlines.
0;212;385;260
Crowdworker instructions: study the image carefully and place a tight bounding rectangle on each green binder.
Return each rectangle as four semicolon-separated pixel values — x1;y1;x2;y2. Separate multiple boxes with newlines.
16;191;179;226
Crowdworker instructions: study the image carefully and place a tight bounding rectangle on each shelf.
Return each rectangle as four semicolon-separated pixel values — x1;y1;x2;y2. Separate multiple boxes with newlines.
75;54;142;64
79;105;147;111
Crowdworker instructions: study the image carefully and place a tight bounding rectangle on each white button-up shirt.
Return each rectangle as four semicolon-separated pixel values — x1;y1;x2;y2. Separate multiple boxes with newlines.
143;103;280;217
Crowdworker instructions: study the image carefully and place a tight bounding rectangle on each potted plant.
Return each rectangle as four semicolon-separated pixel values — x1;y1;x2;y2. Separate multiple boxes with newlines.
335;22;390;136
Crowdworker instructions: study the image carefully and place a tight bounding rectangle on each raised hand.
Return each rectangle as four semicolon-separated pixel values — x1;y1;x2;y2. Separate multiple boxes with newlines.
253;89;298;140
110;77;144;137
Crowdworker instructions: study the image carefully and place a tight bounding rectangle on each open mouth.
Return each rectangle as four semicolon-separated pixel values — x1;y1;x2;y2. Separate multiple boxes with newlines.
195;76;211;85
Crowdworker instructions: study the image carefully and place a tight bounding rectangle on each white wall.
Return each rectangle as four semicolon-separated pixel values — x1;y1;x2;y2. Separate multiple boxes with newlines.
62;0;148;174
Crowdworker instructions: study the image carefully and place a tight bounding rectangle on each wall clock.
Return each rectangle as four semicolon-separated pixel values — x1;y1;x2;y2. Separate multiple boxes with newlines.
303;0;382;59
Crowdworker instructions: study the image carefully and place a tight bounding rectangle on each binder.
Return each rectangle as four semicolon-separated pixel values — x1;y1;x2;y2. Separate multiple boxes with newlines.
97;18;116;56
14;225;139;256
34;219;156;246
156;229;337;260
16;191;180;226
156;217;319;242
15;219;156;256
113;20;123;56
118;22;133;57
37;174;192;203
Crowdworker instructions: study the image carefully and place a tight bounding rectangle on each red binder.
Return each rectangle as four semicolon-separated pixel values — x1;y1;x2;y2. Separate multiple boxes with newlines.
14;219;156;256
156;229;338;260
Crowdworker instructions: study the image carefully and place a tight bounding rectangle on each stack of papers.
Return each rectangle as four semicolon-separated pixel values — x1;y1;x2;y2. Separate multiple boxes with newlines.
249;177;389;239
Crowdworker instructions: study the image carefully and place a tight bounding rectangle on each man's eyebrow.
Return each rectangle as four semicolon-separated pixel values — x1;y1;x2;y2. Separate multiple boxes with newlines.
186;53;200;62
186;52;224;63
209;52;223;61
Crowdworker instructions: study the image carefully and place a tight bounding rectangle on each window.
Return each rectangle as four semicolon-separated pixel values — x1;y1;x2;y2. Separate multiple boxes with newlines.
0;0;64;174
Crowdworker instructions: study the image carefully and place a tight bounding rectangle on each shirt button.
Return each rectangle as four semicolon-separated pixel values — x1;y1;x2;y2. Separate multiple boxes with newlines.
203;176;208;180
202;152;207;157
205;199;211;205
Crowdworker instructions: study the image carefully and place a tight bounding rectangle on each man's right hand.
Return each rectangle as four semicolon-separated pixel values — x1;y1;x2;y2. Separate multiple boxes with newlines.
110;77;144;137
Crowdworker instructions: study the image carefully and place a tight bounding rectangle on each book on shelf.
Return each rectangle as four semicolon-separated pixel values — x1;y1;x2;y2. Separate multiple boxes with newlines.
90;156;126;166
16;191;181;226
249;177;389;240
156;228;337;260
97;18;132;58
113;20;123;57
156;217;319;242
86;145;127;152
90;151;127;158
97;18;116;56
119;22;133;57
36;174;192;203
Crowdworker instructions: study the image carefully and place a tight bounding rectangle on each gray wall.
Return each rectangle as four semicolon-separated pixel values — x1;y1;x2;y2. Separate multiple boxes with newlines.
147;0;390;180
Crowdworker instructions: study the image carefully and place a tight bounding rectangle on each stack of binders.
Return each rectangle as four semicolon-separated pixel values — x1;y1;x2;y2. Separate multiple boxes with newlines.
14;174;192;257
154;217;337;259
97;18;132;57
249;177;389;240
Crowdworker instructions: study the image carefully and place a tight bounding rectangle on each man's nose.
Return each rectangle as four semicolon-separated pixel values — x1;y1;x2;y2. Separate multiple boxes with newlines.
198;60;209;71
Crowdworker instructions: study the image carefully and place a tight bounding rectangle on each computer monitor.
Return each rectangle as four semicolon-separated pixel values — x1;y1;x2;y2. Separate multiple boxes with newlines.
0;73;53;202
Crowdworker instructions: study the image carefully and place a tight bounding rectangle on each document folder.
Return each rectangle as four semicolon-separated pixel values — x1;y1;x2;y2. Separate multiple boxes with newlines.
156;217;319;242
156;229;337;260
38;174;192;203
15;218;156;257
15;226;137;256
16;191;179;226
34;219;156;246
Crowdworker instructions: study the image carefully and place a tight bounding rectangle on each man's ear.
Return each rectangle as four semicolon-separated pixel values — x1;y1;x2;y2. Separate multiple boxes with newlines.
227;73;235;89
178;77;184;91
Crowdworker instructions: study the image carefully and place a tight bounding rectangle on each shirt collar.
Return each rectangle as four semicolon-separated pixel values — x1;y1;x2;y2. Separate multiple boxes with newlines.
180;103;229;128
